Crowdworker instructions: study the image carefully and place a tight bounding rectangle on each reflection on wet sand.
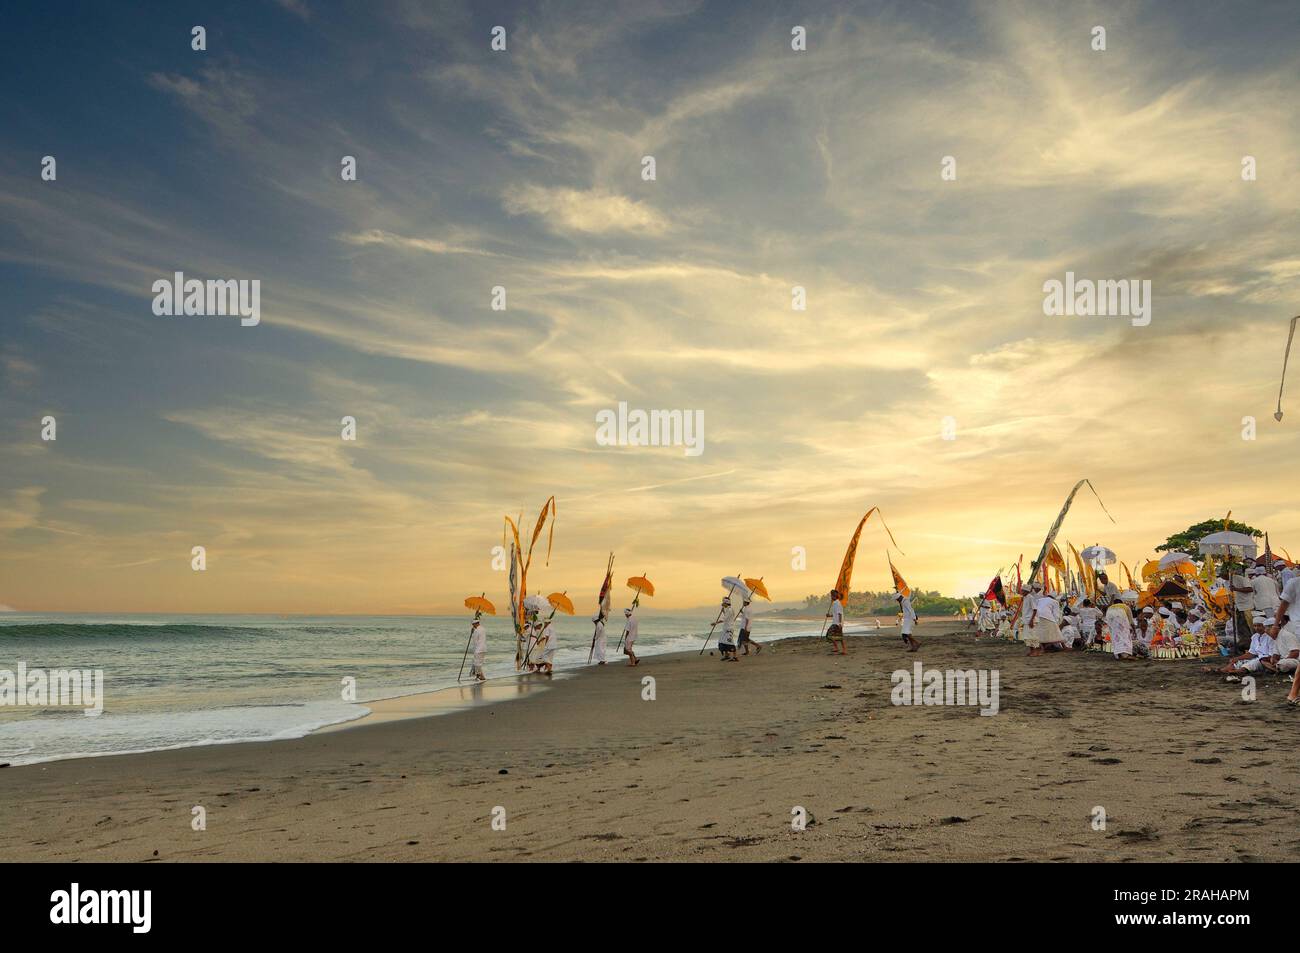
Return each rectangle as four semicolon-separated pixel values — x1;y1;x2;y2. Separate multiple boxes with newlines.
317;675;566;732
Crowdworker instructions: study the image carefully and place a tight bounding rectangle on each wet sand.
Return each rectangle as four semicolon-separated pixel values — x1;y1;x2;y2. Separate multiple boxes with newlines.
3;622;1297;862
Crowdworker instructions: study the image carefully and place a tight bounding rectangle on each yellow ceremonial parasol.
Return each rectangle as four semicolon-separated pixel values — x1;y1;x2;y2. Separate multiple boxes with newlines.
546;592;576;615
743;577;771;601
626;575;655;599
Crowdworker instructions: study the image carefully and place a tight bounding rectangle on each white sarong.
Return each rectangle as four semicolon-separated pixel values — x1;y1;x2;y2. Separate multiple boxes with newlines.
1031;619;1062;647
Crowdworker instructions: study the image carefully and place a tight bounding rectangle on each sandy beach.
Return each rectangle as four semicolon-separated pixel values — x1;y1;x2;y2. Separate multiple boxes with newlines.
3;622;1297;862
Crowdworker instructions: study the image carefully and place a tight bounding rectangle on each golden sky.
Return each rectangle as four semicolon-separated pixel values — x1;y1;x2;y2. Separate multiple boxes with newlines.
2;1;1298;613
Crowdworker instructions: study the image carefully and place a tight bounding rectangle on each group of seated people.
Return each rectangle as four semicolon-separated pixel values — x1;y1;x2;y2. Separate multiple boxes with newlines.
1216;610;1300;677
973;559;1300;678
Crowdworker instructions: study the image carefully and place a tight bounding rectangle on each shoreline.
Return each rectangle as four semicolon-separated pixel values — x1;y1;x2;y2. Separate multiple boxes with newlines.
5;622;1293;862
0;617;907;769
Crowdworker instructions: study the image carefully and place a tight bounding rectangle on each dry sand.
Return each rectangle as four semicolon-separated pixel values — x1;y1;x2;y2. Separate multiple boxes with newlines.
3;622;1297;862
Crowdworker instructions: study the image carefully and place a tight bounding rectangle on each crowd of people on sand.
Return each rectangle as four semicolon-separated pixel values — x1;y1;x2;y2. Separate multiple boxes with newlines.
970;557;1300;705
465;602;649;680
465;582;931;680
463;548;1300;709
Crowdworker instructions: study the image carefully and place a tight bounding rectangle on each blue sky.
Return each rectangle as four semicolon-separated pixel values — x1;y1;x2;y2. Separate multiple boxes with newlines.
2;0;1298;612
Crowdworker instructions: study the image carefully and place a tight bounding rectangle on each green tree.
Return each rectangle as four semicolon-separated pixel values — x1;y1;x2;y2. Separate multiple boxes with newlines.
1156;518;1261;553
798;589;966;617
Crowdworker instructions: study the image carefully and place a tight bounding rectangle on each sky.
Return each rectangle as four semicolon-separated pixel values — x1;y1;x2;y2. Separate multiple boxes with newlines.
1;0;1298;614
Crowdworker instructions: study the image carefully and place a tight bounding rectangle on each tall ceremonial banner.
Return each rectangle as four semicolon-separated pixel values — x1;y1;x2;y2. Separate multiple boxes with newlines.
504;517;524;631
1027;480;1115;586
833;507;902;598
523;496;557;577
889;555;912;598
984;574;1006;606
597;557;613;616
505;497;557;669
1069;542;1096;600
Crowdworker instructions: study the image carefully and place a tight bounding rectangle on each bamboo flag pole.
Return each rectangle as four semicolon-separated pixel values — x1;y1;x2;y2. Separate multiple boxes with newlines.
457;616;478;682
457;594;485;682
588;552;615;664
1275;315;1299;421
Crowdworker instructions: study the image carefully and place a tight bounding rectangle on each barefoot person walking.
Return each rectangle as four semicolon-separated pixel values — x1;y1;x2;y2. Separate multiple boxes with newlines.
737;596;761;655
714;596;738;661
897;592;920;652
590;611;608;665
468;618;487;681
826;589;847;655
1025;584;1064;656
622;606;640;666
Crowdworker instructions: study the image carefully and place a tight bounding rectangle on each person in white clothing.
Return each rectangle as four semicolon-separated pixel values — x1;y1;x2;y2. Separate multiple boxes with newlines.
537;617;558;674
715;597;738;661
1025;589;1063;656
826;589;847;655
1270;576;1300;640
1279;578;1300;704
736;597;761;656
522;609;541;672
1132;613;1152;657
1105;601;1136;660
1227;566;1255;652
1216;618;1275;676
469;618;487;681
1266;623;1299;674
1096;572;1120;608
1059;611;1080;649
622;606;640;666
897;592;920;652
591;612;607;665
1252;568;1281;616
1076;600;1102;646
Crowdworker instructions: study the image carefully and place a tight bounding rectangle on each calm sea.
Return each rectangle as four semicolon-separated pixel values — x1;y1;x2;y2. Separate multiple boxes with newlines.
0;612;832;765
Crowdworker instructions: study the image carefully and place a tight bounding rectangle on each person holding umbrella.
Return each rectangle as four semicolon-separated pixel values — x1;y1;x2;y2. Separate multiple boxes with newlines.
535;614;558;674
468;618;487;681
458;594;496;682
737;596;760;655
527;592;574;675
622;606;640;666
1225;565;1255;653
737;577;770;656
618;575;654;666
714;596;738;661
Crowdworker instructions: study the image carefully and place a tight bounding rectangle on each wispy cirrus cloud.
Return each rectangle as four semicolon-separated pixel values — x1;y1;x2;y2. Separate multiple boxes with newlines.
1;0;1297;612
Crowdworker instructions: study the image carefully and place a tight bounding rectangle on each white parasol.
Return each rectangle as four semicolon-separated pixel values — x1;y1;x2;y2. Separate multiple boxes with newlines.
1197;531;1258;559
1079;544;1116;568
